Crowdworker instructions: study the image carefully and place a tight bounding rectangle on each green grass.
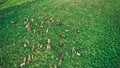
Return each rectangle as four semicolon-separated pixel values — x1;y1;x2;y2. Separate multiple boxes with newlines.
0;0;120;68
0;0;33;10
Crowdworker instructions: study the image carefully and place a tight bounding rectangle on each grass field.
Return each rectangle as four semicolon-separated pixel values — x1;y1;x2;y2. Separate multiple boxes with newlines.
0;0;120;68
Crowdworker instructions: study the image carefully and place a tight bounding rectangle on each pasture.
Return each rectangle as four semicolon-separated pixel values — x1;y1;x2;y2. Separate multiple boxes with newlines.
0;0;120;68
